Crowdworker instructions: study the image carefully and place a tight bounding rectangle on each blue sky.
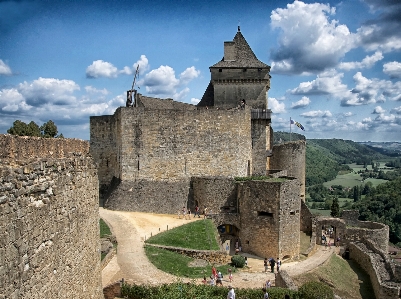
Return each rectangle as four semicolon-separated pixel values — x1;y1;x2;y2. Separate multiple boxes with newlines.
0;0;400;141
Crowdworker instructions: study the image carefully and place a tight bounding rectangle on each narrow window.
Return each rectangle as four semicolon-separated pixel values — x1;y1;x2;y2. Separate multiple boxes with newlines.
219;69;222;72
258;211;273;217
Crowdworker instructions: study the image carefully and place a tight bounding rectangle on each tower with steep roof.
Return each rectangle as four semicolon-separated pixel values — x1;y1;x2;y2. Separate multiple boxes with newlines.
198;26;271;109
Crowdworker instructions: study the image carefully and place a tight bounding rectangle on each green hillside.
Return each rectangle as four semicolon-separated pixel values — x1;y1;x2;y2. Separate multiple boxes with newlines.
273;132;391;186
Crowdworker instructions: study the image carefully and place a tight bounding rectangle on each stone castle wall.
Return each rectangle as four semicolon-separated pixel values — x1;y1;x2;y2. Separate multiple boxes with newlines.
0;134;89;165
90;115;118;192
91;107;253;192
192;177;238;215
269;141;306;201
104;179;190;214
0;135;102;299
239;179;300;259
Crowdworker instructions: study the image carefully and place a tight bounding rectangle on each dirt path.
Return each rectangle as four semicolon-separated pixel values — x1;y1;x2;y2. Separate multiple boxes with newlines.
100;208;336;289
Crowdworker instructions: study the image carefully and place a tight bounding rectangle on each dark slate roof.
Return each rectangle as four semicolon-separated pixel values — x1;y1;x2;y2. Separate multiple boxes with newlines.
211;30;270;69
137;95;196;110
197;81;214;107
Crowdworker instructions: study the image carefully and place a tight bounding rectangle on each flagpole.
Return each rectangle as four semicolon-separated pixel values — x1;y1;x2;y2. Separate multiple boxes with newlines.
290;117;292;142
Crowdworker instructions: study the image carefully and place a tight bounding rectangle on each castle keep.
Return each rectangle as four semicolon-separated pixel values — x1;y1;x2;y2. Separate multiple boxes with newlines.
90;28;306;260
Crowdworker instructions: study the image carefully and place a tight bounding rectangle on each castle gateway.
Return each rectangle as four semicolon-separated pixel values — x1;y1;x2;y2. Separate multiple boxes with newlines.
90;28;306;259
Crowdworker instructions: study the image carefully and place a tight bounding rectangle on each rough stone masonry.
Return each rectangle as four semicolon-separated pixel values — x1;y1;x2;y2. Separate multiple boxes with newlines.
0;134;103;299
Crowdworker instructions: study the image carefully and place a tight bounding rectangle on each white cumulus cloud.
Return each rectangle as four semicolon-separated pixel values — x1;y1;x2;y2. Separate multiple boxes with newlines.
301;110;332;118
291;96;311;109
18;77;79;107
339;51;383;71
0;59;12;75
270;1;356;75
290;71;348;95
269;97;286;114
383;61;401;79
372;106;385;114
86;60;119;78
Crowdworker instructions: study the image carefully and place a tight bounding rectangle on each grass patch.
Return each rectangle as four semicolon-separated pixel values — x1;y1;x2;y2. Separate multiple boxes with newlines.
100;218;112;238
292;254;373;299
145;246;232;278
145;219;219;250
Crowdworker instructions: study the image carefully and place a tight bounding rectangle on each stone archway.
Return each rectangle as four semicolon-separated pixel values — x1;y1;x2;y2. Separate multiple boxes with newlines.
217;224;240;255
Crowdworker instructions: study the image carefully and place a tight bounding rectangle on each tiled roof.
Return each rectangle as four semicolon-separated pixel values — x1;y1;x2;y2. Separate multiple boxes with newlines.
211;30;270;69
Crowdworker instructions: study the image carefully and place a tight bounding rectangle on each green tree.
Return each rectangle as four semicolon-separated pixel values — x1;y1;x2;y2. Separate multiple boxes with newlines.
7;119;61;138
330;197;340;217
40;120;58;138
27;121;41;137
7;120;29;136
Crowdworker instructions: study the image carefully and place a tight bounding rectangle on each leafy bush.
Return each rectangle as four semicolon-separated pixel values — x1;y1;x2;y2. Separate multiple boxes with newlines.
231;255;246;268
121;282;300;299
299;281;334;299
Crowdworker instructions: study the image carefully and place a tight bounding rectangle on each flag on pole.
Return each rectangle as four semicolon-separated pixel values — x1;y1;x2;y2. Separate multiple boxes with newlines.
290;118;305;131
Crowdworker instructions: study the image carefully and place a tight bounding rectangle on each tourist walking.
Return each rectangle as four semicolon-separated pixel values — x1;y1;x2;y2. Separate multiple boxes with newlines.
227;285;235;299
270;258;276;273
228;268;233;283
216;270;223;286
265;279;271;289
263;288;269;299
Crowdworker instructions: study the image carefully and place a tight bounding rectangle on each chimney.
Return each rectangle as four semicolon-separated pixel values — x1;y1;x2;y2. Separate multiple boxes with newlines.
224;41;235;61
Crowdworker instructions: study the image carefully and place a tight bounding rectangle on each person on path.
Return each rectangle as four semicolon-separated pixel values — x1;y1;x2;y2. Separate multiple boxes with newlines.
270;258;276;273
202;276;207;284
187;209;191;219
228;268;233;283
264;258;268;272
276;258;281;272
216;270;223;286
209;275;215;286
194;206;199;218
336;236;341;247
227;285;235;299
263;288;269;299
212;265;217;279
203;206;208;219
265;279;271;289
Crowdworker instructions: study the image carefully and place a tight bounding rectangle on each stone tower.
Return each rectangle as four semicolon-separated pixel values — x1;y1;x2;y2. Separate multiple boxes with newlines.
198;26;271;109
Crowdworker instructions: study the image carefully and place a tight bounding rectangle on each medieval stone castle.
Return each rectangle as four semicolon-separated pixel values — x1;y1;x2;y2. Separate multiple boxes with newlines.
1;28;400;298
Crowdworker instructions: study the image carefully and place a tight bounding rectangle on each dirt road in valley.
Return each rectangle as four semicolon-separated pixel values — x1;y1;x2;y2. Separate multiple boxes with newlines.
100;208;336;289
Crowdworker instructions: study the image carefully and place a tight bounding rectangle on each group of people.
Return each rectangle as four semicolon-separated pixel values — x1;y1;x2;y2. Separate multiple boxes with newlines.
203;266;233;287
178;207;191;219
264;257;281;273
177;205;208;219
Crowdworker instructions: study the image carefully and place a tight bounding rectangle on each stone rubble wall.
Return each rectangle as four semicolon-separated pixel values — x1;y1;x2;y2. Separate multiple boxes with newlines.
349;241;400;299
0;135;102;299
146;244;231;265
274;270;298;290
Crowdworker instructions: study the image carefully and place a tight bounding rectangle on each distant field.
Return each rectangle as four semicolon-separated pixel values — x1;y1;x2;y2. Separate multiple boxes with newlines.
308;209;331;216
323;163;389;188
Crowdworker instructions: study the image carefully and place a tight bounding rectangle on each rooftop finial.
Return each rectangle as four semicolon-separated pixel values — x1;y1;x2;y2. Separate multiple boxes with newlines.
238;20;240;31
